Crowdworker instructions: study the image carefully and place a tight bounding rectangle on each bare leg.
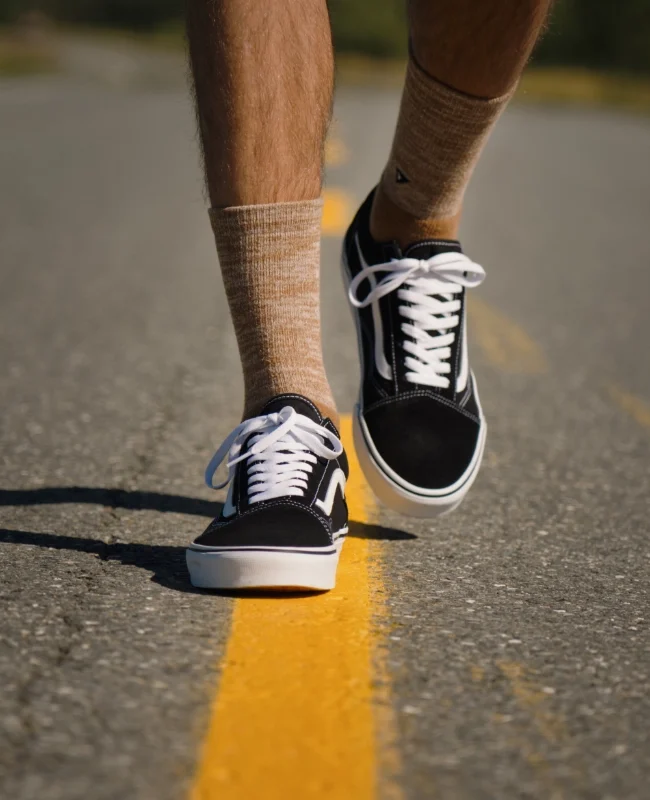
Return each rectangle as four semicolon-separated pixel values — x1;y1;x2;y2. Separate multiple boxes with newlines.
411;0;552;98
186;0;338;422
371;0;553;245
187;0;333;206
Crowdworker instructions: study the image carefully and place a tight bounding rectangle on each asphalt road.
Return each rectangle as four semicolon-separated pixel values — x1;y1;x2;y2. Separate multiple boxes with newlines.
1;47;650;800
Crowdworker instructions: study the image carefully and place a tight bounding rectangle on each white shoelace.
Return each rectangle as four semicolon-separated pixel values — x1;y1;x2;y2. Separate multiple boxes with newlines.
348;251;485;388
205;406;343;505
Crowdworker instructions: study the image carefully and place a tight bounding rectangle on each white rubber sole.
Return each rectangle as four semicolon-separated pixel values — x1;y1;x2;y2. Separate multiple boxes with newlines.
186;533;346;591
353;404;487;519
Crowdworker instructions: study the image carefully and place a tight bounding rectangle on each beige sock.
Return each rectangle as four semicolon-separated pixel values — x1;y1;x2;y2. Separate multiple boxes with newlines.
381;55;516;220
209;199;338;425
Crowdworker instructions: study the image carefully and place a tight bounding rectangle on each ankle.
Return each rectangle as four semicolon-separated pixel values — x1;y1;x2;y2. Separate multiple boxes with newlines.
369;186;461;249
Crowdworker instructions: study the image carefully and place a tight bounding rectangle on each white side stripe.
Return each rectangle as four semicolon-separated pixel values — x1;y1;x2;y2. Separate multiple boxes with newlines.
456;312;469;394
355;235;392;381
315;468;347;516
221;480;237;518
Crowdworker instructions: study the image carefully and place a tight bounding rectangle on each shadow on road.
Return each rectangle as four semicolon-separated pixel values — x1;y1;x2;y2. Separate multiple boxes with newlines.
0;526;202;594
347;519;415;541
0;486;220;517
0;501;414;594
0;487;415;540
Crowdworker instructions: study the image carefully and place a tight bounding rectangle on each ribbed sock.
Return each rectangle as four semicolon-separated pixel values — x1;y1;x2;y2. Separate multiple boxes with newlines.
209;199;338;425
380;55;515;220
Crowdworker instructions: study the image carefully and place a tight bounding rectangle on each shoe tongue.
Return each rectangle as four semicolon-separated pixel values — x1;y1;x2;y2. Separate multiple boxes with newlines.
259;394;324;424
403;239;462;260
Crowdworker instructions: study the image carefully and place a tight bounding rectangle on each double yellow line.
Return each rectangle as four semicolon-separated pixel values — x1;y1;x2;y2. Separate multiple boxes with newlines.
189;415;401;800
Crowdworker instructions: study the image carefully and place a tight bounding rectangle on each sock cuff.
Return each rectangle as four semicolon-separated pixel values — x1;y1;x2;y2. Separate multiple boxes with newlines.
407;53;517;111
209;198;323;238
381;56;516;219
209;199;324;286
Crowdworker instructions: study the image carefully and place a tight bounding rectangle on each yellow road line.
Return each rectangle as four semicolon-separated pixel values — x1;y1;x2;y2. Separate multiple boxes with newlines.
497;661;570;797
322;188;354;236
189;414;401;800
607;384;650;429
325;133;350;168
343;417;403;800
497;661;566;744
468;296;548;374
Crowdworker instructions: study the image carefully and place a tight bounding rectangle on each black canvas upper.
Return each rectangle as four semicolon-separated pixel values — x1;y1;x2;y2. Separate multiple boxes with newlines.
343;189;483;492
191;394;349;550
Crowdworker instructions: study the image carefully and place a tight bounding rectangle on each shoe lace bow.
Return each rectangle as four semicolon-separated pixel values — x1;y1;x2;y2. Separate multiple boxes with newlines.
348;251;485;388
205;406;343;504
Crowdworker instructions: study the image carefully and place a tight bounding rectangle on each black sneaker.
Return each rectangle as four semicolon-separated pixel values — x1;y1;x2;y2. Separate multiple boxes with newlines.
342;189;487;518
186;395;348;591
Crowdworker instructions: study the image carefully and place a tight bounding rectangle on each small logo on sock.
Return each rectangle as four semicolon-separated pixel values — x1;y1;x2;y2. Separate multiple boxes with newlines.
396;167;410;184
